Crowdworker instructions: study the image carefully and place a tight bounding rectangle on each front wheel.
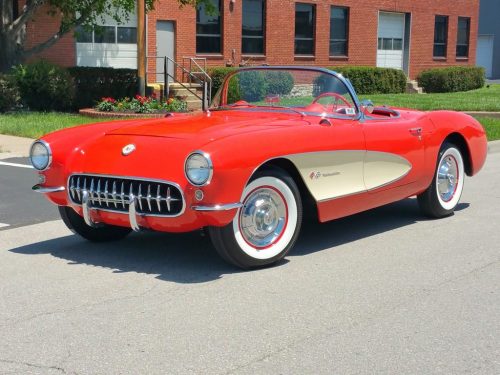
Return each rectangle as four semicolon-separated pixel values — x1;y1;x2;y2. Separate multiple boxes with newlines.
59;206;132;242
418;143;465;218
208;169;303;269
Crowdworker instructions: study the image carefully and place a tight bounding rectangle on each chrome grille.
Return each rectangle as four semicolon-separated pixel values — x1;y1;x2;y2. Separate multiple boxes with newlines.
68;174;184;216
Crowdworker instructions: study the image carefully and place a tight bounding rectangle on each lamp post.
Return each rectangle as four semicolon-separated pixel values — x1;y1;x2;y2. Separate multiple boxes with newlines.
137;0;146;96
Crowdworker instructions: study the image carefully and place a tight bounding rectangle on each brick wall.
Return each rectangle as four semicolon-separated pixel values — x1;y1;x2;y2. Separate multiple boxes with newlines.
23;0;478;80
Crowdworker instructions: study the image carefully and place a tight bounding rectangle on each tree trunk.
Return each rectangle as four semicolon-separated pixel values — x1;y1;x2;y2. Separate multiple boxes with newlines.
0;33;22;72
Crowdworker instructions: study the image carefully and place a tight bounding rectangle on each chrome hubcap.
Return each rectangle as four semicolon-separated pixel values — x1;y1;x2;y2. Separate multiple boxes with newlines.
239;187;287;248
437;155;459;202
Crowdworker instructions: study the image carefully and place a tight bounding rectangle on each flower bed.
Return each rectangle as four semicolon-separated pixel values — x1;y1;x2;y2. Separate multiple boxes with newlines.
95;94;187;114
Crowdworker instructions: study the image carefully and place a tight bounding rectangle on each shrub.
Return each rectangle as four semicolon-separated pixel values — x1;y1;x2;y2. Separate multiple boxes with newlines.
417;66;485;93
0;74;19;112
325;66;407;95
207;67;238;98
14;60;75;111
68;67;138;109
265;71;294;95
238;70;268;101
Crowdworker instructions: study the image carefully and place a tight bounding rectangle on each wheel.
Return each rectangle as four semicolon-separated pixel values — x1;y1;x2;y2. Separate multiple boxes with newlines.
417;142;465;218
59;206;131;242
208;169;302;269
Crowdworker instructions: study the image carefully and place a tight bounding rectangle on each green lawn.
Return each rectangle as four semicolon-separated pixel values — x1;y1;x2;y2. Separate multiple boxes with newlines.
0;112;121;139
360;84;500;112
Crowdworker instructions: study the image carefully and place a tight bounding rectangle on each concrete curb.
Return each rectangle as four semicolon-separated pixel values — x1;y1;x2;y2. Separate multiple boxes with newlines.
488;140;500;154
465;112;500;119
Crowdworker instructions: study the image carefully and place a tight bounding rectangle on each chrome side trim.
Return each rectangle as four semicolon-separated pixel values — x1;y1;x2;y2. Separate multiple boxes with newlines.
32;185;65;193
82;190;97;228
191;203;242;211
128;196;141;232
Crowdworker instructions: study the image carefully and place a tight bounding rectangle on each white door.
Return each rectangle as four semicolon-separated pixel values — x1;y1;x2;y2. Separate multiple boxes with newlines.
377;12;405;70
156;21;175;83
477;35;494;78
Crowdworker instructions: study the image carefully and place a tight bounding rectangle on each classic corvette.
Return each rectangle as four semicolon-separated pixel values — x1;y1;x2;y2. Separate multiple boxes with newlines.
30;67;487;269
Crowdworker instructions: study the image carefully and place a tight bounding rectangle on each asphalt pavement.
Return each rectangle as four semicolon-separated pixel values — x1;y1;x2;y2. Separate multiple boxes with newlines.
0;151;499;374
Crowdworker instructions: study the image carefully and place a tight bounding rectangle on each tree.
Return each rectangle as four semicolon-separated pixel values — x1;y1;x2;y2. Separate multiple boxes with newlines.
0;0;213;72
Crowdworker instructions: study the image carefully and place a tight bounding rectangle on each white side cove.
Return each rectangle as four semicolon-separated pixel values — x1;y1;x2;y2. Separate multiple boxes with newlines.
377;12;405;70
286;151;412;202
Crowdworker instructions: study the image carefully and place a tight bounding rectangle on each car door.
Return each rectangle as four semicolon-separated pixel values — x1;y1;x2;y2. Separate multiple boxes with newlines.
362;114;425;192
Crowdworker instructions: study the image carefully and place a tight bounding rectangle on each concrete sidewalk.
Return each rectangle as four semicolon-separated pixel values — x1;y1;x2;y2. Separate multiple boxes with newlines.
0;134;33;160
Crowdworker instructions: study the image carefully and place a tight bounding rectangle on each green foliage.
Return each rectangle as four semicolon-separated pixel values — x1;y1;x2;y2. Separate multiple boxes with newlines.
0;74;19;112
417;66;485;93
265;71;294;95
207;67;238;97
14;60;75;111
95;95;187;113
238;70;267;101
68;67;138;109
324;66;407;95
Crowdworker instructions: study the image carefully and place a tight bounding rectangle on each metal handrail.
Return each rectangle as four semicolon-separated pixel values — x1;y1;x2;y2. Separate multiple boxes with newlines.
145;55;211;110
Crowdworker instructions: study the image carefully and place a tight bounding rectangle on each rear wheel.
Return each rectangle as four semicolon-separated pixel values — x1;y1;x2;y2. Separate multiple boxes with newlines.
418;143;465;218
59;206;131;242
208;169;302;269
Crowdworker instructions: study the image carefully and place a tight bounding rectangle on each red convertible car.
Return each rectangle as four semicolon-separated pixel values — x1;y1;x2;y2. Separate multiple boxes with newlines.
30;67;487;269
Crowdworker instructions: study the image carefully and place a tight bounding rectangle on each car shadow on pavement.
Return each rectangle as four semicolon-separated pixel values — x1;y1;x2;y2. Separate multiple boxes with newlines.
9;198;470;283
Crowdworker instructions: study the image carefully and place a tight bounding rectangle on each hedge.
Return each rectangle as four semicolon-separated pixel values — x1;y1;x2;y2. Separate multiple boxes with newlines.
0;73;19;112
208;66;407;98
326;66;407;95
68;67;138;109
417;66;485;93
14;60;75;111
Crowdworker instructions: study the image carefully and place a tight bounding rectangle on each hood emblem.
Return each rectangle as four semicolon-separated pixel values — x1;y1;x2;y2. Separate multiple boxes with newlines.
122;144;136;156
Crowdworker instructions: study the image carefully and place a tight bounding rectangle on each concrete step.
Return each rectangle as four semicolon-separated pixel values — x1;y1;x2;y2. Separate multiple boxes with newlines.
406;80;423;94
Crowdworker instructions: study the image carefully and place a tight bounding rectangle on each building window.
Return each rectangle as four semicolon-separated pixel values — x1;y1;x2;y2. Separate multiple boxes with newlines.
196;0;222;54
434;15;448;57
75;25;137;44
456;17;470;58
242;0;265;55
330;6;348;56
377;38;403;51
295;3;315;55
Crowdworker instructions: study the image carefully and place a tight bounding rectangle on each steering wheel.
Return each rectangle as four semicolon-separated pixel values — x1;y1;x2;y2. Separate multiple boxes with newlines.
312;92;352;112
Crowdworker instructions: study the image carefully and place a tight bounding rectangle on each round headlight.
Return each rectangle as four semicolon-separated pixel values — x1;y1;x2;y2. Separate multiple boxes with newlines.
29;140;52;171
185;152;213;186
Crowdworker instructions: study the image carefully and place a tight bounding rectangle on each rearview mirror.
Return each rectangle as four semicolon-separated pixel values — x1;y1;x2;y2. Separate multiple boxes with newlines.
361;99;374;114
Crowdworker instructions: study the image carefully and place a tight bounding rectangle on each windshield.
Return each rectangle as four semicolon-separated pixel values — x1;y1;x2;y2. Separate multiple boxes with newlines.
210;68;359;118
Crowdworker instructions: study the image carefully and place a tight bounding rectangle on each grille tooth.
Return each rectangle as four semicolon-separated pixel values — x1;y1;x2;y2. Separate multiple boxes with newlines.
146;184;152;211
137;184;143;210
120;182;125;208
76;177;81;201
156;185;161;211
68;175;183;216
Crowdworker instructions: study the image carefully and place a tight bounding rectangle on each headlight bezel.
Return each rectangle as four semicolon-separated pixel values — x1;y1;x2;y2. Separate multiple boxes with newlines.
184;151;213;187
29;140;52;171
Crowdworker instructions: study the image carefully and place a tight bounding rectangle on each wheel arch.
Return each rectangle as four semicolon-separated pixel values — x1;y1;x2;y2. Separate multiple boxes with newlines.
254;158;318;219
443;132;473;176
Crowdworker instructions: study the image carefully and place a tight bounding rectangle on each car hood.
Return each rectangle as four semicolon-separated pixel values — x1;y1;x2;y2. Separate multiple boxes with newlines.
106;110;306;142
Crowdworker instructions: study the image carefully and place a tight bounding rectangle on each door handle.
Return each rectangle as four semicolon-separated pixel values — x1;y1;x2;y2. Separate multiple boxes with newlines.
409;127;422;137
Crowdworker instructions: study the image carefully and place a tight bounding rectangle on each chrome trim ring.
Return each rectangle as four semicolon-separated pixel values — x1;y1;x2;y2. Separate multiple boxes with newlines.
238;186;288;249
437;154;459;203
29;140;52;171
184;150;214;187
192;203;242;211
32;185;65;193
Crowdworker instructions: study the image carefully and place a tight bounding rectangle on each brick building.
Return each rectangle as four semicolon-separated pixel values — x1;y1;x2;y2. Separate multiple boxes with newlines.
26;0;479;80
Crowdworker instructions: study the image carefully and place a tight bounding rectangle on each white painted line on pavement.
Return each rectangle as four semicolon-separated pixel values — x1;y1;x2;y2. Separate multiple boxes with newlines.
0;161;33;169
0;223;10;229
